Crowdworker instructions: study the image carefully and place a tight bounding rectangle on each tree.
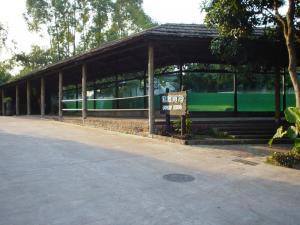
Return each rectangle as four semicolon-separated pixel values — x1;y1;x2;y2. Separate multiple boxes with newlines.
202;0;300;106
0;22;13;84
0;60;12;85
106;0;154;41
24;0;155;61
13;45;53;78
85;0;112;48
0;22;8;51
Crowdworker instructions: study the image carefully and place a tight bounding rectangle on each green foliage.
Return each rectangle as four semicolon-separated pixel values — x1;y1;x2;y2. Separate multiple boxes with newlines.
268;126;287;146
13;45;53;77
3;97;12;103
267;151;300;168
24;0;155;61
284;106;300;123
0;23;8;51
202;0;286;38
269;107;300;147
202;0;300;105
106;0;154;42
0;60;13;85
172;117;192;135
210;37;246;64
269;107;300;168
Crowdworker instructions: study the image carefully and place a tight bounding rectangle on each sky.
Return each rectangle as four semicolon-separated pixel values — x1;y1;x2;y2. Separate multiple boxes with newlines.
0;0;204;60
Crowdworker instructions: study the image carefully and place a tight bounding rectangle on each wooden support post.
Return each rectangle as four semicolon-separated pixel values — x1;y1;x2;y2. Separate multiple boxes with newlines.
275;68;281;123
233;71;238;114
179;64;183;89
58;71;63;119
26;80;31;115
1;89;5;116
82;64;87;120
165;88;171;134
148;44;155;134
41;77;45;117
15;85;19;116
115;75;119;109
93;82;97;110
75;84;79;109
181;86;187;136
143;71;147;109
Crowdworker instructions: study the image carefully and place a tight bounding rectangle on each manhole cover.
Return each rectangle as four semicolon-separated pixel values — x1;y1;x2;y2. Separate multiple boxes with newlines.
163;173;195;183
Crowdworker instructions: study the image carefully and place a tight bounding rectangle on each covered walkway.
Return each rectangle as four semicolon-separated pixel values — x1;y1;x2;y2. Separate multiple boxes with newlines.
0;24;291;134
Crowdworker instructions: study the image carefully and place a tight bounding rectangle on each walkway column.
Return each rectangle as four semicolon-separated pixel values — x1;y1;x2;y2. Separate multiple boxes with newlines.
26;80;31;115
75;84;79;110
41;77;45;117
115;75;119;109
148;43;155;134
58;72;63;119
275;68;281;123
179;64;183;89
82;64;87;120
143;70;147;108
15;85;19;116
1;89;4;116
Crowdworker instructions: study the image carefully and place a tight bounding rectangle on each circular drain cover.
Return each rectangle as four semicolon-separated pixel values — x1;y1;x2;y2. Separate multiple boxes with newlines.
163;173;195;183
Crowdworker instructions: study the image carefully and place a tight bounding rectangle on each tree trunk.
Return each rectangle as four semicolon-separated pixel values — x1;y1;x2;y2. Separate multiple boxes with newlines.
286;39;299;107
284;0;299;107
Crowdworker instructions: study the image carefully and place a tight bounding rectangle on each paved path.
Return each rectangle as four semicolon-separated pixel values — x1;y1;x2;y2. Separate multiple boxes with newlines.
0;117;299;225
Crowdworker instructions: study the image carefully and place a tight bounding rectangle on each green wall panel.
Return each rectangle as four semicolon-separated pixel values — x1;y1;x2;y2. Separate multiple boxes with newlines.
188;92;234;112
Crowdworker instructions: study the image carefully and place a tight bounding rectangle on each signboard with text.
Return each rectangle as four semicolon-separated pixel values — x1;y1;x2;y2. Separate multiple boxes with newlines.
160;91;187;116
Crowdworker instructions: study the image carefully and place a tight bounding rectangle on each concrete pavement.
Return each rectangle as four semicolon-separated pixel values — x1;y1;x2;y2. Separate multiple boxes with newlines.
0;117;299;225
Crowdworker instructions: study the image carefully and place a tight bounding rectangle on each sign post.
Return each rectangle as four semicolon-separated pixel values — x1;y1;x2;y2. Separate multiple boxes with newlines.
165;88;171;134
161;90;187;135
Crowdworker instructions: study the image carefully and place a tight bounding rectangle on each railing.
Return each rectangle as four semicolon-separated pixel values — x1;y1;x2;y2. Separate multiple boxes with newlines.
62;95;149;111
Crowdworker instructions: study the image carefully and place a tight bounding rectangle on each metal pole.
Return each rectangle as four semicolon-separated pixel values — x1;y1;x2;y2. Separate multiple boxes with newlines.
16;85;19;116
26;80;31;115
58;72;63;120
82;63;87;120
148;44;155;134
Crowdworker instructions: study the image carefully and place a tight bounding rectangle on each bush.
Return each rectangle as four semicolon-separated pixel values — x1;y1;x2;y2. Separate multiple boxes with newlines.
172;116;192;135
268;107;300;169
267;151;300;168
4;97;12;103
